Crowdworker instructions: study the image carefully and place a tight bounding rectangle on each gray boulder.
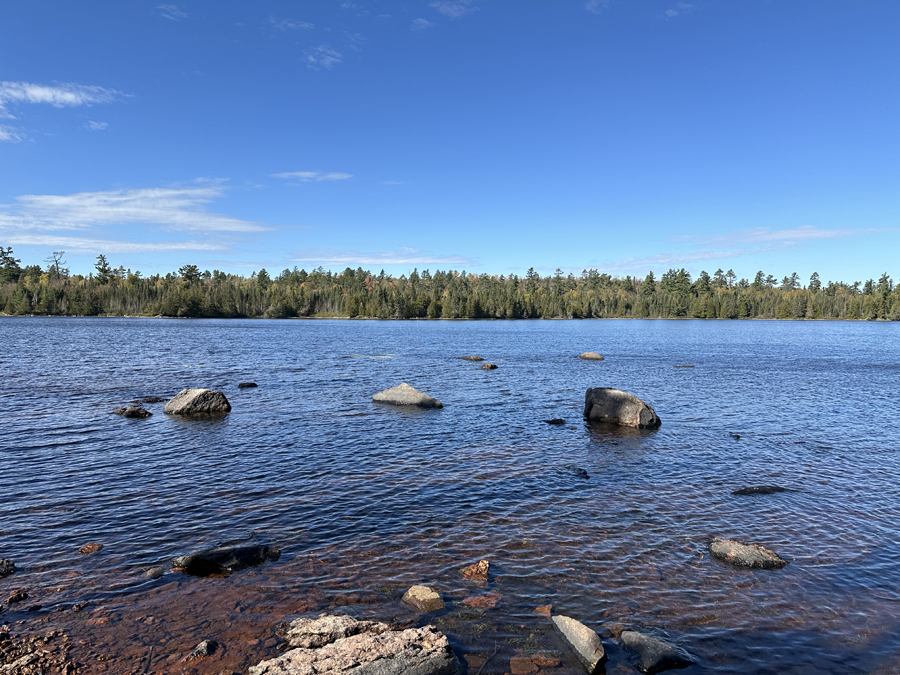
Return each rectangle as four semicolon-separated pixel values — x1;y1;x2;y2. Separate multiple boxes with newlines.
0;559;14;578
402;585;445;612
551;615;606;674
620;631;692;674
285;614;390;649
372;383;443;409
164;388;232;415
172;544;280;576
249;619;459;675
480;362;498;370
709;537;787;569
114;405;152;418
583;388;660;429
579;352;605;361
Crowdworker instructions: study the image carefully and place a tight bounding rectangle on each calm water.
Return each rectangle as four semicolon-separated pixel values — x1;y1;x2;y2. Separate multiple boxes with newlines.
2;317;900;674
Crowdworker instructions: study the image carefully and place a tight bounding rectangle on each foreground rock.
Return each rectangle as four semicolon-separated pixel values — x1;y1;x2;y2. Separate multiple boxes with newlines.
372;383;443;409
163;389;232;415
461;559;490;581
172;544;280;576
0;627;78;675
249;615;459;675
708;537;787;569
402;585;445;612
620;631;692;674
551;616;606;674
284;615;389;649
732;485;786;496
113;405;152;418
0;560;14;578
480;362;498;370
583;388;661;429
579;352;605;361
458;355;484;361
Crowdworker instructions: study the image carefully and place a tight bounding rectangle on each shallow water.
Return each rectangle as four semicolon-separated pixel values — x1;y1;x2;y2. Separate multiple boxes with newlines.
2;317;900;674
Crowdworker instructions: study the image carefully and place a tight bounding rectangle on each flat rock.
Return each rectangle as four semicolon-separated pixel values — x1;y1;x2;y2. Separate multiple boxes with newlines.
78;543;102;554
480;362;498;370
732;485;786;496
551;615;606;675
579;352;605;361
583;388;661;429
113;405;152;418
238;382;259;388
402;585;445;612
461;593;500;608
172;544;280;576
0;559;14;578
458;355;484;361
708;537;787;569
461;559;489;581
510;654;539;674
544;418;566;425
620;631;692;674
163;388;232;415
372;383;442;409
285;615;390;649
249;623;459;675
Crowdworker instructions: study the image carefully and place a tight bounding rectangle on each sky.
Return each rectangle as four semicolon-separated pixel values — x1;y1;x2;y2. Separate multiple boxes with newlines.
1;1;898;283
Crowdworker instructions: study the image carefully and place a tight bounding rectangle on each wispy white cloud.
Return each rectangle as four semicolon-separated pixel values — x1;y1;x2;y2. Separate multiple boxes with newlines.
429;0;477;19
4;234;225;255
157;4;188;21
0;124;26;143
0;185;265;234
270;16;314;30
305;45;343;69
585;0;611;15
411;18;435;31
674;225;874;246
661;3;696;19
0;81;123;119
272;171;353;182
292;247;474;267
85;120;108;131
382;180;408;185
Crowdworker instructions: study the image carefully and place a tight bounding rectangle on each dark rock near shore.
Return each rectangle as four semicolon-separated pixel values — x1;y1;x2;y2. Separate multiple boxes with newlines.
481;362;498;370
620;630;692;674
78;543;102;554
145;566;166;579
164;388;232;415
579;352;605;361
372;383;443;409
113;405;152;418
733;485;786;496
584;388;661;429
140;396;167;403
551;615;606;674
188;639;217;659
250;614;459;675
459;355;484;361
172;544;280;576
238;382;258;388
0;559;14;578
7;590;27;605
544;418;566;425
402;585;445;612
708;537;787;569
461;559;490;581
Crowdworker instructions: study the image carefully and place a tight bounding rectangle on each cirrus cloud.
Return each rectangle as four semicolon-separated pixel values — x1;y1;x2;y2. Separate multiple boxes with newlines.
272;171;353;182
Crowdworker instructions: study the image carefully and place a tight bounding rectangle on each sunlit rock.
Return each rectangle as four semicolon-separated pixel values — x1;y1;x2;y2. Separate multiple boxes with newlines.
583;388;661;429
551;615;606;674
163;388;231;415
372;383;443;409
402;585;445;612
579;352;605;360
708;537;787;569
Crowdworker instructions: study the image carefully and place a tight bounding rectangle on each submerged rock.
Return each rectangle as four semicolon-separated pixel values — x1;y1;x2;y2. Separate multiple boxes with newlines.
461;559;490;581
402;585;445;612
544;418;566;425
579;352;605;361
145;566;166;579
78;543;102;554
113;405;152;418
372;383;443;409
551;615;606;674
249;616;459;675
459;355;485;361
708;537;787;569
172;544;280;576
238;382;258;389
620;631;692;674
7;589;28;605
480;362;498;370
0;559;14;578
163;389;232;415
583;388;661;429
732;485;785;496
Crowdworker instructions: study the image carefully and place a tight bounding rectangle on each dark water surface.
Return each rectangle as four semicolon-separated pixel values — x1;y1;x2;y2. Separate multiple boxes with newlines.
2;317;900;674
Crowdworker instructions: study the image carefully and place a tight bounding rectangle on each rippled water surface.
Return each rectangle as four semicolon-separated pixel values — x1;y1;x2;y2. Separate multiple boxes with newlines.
2;317;900;674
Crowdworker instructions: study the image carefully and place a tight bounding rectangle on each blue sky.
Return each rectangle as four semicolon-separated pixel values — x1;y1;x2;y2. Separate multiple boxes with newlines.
1;1;897;283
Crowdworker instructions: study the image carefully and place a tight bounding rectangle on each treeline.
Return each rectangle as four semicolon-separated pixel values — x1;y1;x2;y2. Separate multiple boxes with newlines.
1;247;898;320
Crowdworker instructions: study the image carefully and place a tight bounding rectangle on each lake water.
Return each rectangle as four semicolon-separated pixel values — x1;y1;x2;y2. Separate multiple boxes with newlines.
1;317;899;674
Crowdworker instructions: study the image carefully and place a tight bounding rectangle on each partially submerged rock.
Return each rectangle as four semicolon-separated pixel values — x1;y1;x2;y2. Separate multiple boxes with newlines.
708;537;787;569
620;630;692;674
140;396;167;403
113;405;152;418
172;544;280;576
145;566;166;579
188;639;217;659
459;355;484;361
284;615;389;649
461;593;500;608
579;352;605;361
732;485;786;496
7;589;27;605
78;543;102;554
544;418;566;425
238;382;258;389
480;362;498;370
551;615;606;674
163;388;232;415
402;585;445;612
461;559;490;581
0;559;14;578
249;616;459;675
372;383;443;409
583;388;661;429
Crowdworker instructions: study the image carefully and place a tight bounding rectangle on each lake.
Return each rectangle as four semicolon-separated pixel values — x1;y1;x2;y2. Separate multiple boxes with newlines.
1;317;899;674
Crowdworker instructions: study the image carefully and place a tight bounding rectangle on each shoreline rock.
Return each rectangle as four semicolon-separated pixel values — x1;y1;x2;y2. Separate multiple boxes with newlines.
172;544;280;576
402;585;445;612
163;389;232;415
372;383;443;409
551;615;606;674
461;559;490;581
583;388;661;429
0;559;14;578
708;537;787;569
620;630;692;674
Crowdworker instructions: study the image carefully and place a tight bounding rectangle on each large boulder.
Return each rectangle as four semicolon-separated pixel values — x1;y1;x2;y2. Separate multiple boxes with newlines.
402;585;445;612
172;544;280;576
619;631;692;674
708;537;787;569
164;389;231;415
249;616;459;675
583;388;660;429
551;616;606;674
372;383;443;409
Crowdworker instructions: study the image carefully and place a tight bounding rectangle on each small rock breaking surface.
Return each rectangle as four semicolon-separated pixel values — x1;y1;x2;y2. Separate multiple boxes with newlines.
708;537;787;569
113;405;152;418
458;355;484;361
732;485;786;496
402;585;445;612
372;383;443;409
619;630;692;674
461;559;490;581
164;388;232;415
579;352;605;361
551;615;606;675
480;362;498;370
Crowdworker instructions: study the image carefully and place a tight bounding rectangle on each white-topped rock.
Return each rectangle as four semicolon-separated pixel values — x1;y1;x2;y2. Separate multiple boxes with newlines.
163;388;231;415
372;383;443;409
551;615;606;674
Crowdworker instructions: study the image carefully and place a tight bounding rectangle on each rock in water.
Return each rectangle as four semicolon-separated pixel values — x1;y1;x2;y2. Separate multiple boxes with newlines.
544;419;566;425
461;559;490;581
238;382;258;388
551;615;606;674
188;639;217;659
0;559;14;578
113;405;152;418
78;543;102;554
481;362;498;370
249;621;459;675
619;631;692;674
172;544;280;576
163;389;232;415
579;352;605;361
708;537;787;569
459;355;484;361
732;485;786;496
372;383;443;409
284;615;390;649
402;585;445;612
583;388;661;429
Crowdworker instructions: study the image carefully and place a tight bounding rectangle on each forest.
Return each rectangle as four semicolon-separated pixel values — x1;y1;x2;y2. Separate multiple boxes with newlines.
1;246;898;321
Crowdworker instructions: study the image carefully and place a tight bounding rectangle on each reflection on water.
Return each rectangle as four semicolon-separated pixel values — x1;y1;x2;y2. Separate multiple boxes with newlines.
1;317;900;674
